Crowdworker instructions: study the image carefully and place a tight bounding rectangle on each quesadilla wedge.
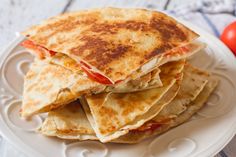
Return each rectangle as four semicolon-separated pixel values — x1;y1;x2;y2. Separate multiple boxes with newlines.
22;55;162;118
21;7;198;85
39;60;184;141
21;55;184;118
116;77;218;143
39;100;97;140
39;64;217;143
21;59;105;117
81;60;185;142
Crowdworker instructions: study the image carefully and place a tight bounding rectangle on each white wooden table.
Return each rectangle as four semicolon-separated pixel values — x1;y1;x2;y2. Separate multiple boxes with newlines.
0;0;235;157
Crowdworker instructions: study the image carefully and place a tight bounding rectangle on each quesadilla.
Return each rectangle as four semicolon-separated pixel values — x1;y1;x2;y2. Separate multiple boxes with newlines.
116;77;218;143
39;64;218;144
39;100;97;140
21;57;166;118
81;60;185;142
21;7;199;85
21;59;105;117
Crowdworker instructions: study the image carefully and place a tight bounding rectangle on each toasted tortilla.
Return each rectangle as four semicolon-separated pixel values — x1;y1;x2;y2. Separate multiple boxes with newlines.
39;65;217;143
116;78;218;144
21;59;105;117
39;61;184;141
159;41;206;65
49;53;163;92
39;100;97;140
22;7;198;83
81;60;185;142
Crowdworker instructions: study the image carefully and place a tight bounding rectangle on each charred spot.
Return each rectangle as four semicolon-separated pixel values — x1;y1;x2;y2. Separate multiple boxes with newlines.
36;17;97;45
150;17;187;41
90;21;149;34
145;43;173;59
71;36;130;70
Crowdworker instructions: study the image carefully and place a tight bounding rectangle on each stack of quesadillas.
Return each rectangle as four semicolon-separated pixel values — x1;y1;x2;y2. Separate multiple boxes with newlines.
20;8;218;143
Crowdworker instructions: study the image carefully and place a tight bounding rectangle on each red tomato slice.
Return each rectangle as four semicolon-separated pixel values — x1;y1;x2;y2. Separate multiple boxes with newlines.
180;45;189;52
81;66;113;85
21;40;56;59
221;21;236;56
80;61;92;69
80;61;122;85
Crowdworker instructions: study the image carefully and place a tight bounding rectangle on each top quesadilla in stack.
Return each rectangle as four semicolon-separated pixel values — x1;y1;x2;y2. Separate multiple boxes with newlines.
21;7;199;85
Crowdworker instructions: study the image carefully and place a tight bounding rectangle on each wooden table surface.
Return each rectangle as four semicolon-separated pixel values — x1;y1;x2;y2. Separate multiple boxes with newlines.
0;0;235;157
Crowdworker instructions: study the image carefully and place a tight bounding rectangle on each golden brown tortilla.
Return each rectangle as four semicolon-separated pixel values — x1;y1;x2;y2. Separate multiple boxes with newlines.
22;7;198;83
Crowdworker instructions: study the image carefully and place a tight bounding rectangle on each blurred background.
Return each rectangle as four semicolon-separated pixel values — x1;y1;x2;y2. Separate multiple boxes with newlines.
0;0;235;157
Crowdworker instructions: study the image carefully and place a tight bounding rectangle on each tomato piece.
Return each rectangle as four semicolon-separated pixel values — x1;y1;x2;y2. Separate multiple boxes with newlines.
81;66;113;85
220;21;236;56
80;61;123;84
180;45;189;52
80;61;92;69
21;40;56;59
21;40;45;59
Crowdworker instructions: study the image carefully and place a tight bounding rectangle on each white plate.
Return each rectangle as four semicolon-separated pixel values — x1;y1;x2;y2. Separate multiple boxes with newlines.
0;21;236;157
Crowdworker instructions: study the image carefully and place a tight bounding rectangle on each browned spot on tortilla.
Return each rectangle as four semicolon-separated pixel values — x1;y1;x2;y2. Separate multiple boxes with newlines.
30;14;98;46
150;15;187;41
90;21;149;34
145;43;173;59
71;36;131;70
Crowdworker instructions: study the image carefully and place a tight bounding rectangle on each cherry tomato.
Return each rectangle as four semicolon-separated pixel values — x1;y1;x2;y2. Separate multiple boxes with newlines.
220;21;236;55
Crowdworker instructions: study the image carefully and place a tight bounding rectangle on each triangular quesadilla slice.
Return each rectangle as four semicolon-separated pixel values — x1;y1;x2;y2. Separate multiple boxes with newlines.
21;7;198;85
21;58;164;117
21;59;105;117
39;100;97;140
116;73;217;144
39;60;184;141
21;54;185;118
81;60;185;142
39;64;217;143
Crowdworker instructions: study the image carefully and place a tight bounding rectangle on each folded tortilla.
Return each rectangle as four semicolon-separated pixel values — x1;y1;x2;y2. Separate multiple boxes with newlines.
22;7;198;84
22;56;163;117
80;60;185;142
116;77;218;143
39;63;217;143
21;59;105;117
38;100;97;140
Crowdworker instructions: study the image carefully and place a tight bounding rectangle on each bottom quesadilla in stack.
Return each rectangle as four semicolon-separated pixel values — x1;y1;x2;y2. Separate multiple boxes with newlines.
39;62;218;143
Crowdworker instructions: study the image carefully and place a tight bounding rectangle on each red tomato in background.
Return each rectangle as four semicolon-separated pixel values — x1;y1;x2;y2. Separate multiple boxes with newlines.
220;21;236;56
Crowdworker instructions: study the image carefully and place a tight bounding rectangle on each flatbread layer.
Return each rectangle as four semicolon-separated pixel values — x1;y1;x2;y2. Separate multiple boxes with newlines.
115;77;218;143
81;60;185;142
22;7;198;83
39;100;97;140
39;64;217;144
21;59;105;117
